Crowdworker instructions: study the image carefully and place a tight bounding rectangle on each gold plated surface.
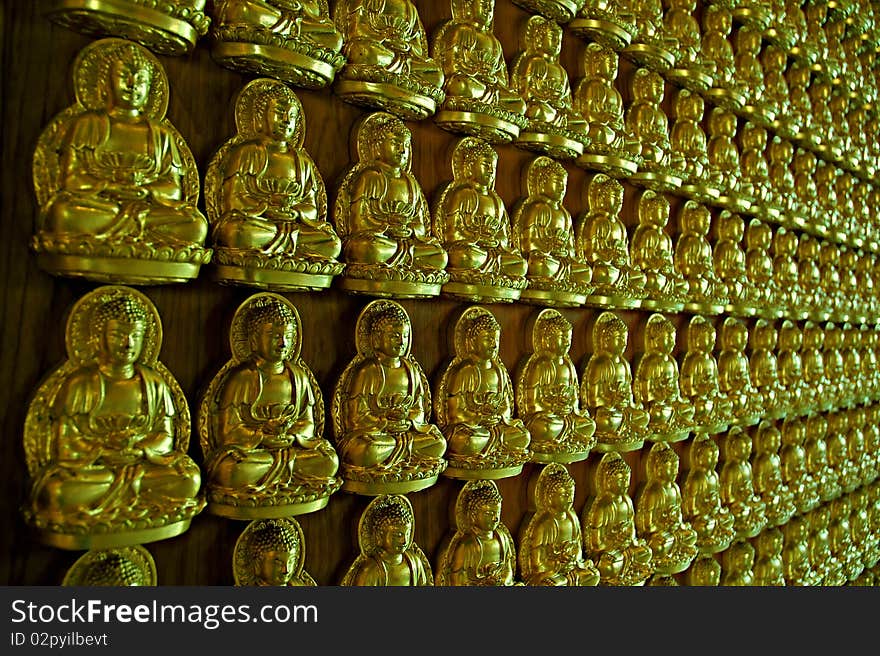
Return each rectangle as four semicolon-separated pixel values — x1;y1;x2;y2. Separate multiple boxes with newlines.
232;517;316;585
62;545;157;586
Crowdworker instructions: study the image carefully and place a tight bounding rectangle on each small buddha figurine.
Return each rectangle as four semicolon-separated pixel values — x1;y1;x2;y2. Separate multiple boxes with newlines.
580;312;650;452
685;554;721;585
624;0;677;71
805;414;837;504
204;79;343;291
511;156;593;306
341;494;433;586
571;43;641;177
814;162;839;239
776;319;806;415
809;78;839;160
712;211;753;313
210;0;344;88
333;112;449;298
752;421;797;528
717;316;762;426
435;306;531;479
852;487;880;572
828;496;860;583
22;286;203;549
569;0;638;51
433;136;527;303
826;413;858;496
682;434;737;554
633;313;695;442
630;190;688;310
46;0;210;56
435;479;519;586
783;513;817;586
635;442;699;574
62;546;156;586
750;319;787;419
719;427;768;540
745;218;777;313
846;408;871;488
700;5;745;111
515;309;596;463
738;122;773;216
753;527;786;586
785;60;815;145
669;89;716;200
797;236;823;319
674;201;728;314
233;517;316;586
767;136;797;222
720;539;755;585
625;68;684;191
662;0;713;91
761;45;791;134
575;173;646;308
808;503;846;586
517;463;601;586
32;38;210;284
822;324;845;409
431;0;528;143
198;293;341;518
792;148;819;230
780;415;820;514
706;107;748;211
510;15;588;160
330;300;448;495
582;452;654;585
333;0;445;119
734;25;771;125
680;315;733;434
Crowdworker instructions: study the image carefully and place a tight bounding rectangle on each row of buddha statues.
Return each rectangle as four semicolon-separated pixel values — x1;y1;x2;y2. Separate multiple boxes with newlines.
57;451;880;587
21;284;880;551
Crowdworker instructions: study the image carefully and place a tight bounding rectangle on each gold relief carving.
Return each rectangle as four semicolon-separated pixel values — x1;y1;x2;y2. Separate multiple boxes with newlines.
233;517;316;585
333;112;450;298
780;416;820;515
210;0;345;88
31;38;211;285
662;0;714;91
752;421;797;528
333;0;445;119
45;0;210;56
435;306;531;479
431;0;528;143
517;463;601;585
631;191;688;311
432;137;528;303
622;0;676;71
717;316;762;426
341;494;433;585
569;0;637;51
331;300;447;495
435;479;520;585
204;79;344;291
580;312;649;453
679;316;732;434
720;539;755;585
62;545;157;586
22;286;204;550
701;5;747;111
682;434;736;554
719;427;768;540
515;309;596;463
198;293;341;519
674;201;728;314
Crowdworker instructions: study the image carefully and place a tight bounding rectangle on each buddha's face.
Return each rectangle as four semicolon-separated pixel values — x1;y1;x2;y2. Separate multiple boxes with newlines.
606;466;630;494
461;0;493;25
587;48;616;78
374;319;409;358
470;326;500;360
549;482;574;511
546;327;572;357
378;520;411;555
255;547;296;586
471;153;497;188
602;324;627;355
103;319;145;366
544;169;567;202
540;23;562;55
376;129;410;168
697;441;718;469
251;320;294;364
470;500;501;532
109;57;151;111
691;325;715;352
656;455;677;482
265;97;297;142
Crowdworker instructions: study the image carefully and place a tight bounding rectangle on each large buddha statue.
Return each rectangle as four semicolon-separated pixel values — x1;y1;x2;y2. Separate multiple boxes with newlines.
431;0;528;142
719;427;768;540
330;300;447;494
674;201;728;314
32;38;210;284
232;517;316;586
517;463;601;586
62;545;156;586
333;112;449;298
717;316;762;426
681;434;736;554
630;190;688;311
433;136;527;303
210;0;345;88
580;312;650;452
333;0;445;119
752;420;797;528
435;306;531;479
204;78;343;291
198;293;341;518
680;315;733;435
516;309;596;463
23;286;203;549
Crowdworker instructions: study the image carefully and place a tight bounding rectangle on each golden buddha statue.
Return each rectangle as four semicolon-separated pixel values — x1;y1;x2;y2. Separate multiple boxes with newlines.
635;442;699;574
674;201;728;314
734;24;772;125
827;413;859;496
792;148;820;231
210;0;343;88
707;107;750;212
822;324;845;409
575;173;646;308
22;286;203;550
333;112;449;298
713;211;754;313
780;416;820;515
517;463;601;586
685;554;721;585
717;316;762;426
853;486;880;572
761;44;792;137
720;539;755;585
570;0;637;51
753;527;786;586
233;517;316;585
804;0;830;76
670;89;717;201
785;62;815;146
767;136;797;224
808;503;846;586
805;413;838;504
582;452;654;585
809;78;840;160
680;316;732;434
783;513;817;586
580;312;650;452
198;293;341;519
623;0;677;70
663;0;713;91
798;238;824;320
32;38;210;284
820;247;846;323
776;319;806;415
204;79;343;291
830;495;861;582
745;218;778;314
509;15;588;160
333;0;445;119
813;161;839;239
435;306;531;479
701;5;746;111
571;43;641;177
45;0;210;56
435;479;519;586
330;300;447;495
864;406;880;485
630;190;688;311
625;68;684;191
749;319;786;419
719;427;768;540
738;122;775;218
62;545;156;586
633;313;695;443
511;156;593;306
341;494;433;585
837;250;859;321
681;434;737;554
844;409;868;489
431;0;528;142
752;420;797;528
433;137;527;303
515;309;596;463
